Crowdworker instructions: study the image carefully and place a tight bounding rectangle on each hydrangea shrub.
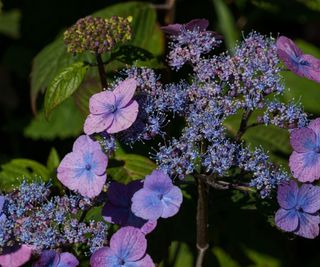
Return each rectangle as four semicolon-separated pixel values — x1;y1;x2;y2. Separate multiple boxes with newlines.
1;7;320;267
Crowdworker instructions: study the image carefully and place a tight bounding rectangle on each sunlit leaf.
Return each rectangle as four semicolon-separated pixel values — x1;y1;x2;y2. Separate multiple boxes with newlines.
24;98;84;140
44;62;88;117
0;159;49;191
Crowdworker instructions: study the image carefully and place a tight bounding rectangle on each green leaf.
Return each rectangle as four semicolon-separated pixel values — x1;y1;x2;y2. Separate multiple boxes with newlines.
24;97;84;140
47;148;60;173
107;150;156;184
159;242;194;267
213;0;239;50
245;248;281;267
44;62;88;117
111;45;154;64
0;9;21;38
212;247;241;267
0;159;49;191
31;38;74;112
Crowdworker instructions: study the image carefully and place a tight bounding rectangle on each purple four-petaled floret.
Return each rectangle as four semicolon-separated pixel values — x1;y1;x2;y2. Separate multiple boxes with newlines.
275;180;320;239
84;78;139;135
102;181;157;234
90;226;154;267
289;118;320;182
57;135;108;198
131;170;183;220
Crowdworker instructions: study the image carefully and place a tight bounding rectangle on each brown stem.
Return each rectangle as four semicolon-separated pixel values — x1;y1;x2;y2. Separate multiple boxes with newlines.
235;109;252;141
195;175;209;267
96;53;108;89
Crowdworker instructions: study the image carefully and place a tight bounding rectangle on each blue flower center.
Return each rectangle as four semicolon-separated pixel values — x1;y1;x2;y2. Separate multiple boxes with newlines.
118;258;126;265
110;104;117;113
299;59;310;66
314;146;320;153
85;164;91;171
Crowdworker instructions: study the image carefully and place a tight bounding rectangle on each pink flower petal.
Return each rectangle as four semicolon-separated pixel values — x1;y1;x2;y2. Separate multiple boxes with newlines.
275;208;299;232
298;54;320;83
276;36;302;61
106;101;139;134
113;78;137;109
57;152;84;177
289;151;320;182
308;118;320;137
140;220;157;235
72;135;102;154
89;91;116;115
290;128;316;153
110;227;147;262
295;212;320;239
91;149;108;176
297;184;320;213
90;247;115;267
0;245;32;267
56;252;79;267
84;113;114;135
277;181;298;209
76;173;107;198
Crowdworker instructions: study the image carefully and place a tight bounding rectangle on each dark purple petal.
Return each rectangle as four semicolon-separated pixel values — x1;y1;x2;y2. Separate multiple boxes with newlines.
275;208;299;232
131;189;163;220
56;252;79;267
102;203;130;225
113;78;137;109
110;227;147;262
308;118;320;138
161;186;183;218
297;184;320;213
185;19;209;31
290;128;316;153
107;182;131;207
161;23;183;35
89;91;116;115
295;212;320;239
106;101;139;134
289;151;320;182
33;250;56;267
277;181;298;209
144;170;173;195
0;245;32;267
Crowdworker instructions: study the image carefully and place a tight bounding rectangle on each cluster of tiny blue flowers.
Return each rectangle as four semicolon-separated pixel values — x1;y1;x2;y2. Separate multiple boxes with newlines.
167;27;221;70
115;28;303;197
262;100;308;129
0;181;107;254
237;147;290;197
